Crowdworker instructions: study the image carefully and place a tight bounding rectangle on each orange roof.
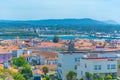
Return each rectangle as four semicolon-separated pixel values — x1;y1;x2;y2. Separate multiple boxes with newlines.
38;42;64;48
9;67;18;72
45;57;57;61
0;64;4;69
33;69;44;75
33;51;58;58
37;65;57;70
21;54;30;57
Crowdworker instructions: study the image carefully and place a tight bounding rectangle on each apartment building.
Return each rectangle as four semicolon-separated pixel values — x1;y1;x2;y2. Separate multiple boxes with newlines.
77;58;117;79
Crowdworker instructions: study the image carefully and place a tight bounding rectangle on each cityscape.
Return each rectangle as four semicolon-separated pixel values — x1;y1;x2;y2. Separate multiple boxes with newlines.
0;0;120;80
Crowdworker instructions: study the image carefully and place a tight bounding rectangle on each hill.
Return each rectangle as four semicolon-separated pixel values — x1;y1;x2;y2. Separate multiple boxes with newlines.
0;18;120;32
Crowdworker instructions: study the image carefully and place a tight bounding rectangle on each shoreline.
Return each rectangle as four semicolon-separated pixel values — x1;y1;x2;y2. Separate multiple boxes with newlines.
39;34;88;36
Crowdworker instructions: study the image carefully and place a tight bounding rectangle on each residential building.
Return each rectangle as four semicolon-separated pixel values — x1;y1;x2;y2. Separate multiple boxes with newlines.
77;58;117;79
0;53;12;64
57;51;87;80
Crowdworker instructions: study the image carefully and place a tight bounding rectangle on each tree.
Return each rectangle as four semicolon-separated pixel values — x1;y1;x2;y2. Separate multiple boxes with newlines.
42;78;46;80
85;72;93;80
118;64;120;68
53;35;59;43
79;78;83;80
12;57;27;68
0;68;25;80
106;75;112;80
99;76;104;80
12;73;25;80
44;75;50;80
42;66;49;75
66;71;76;80
20;66;33;80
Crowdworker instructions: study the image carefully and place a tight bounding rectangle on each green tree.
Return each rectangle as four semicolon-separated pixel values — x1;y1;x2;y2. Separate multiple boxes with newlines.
42;66;49;75
44;75;50;80
85;72;93;80
42;78;46;80
20;66;33;80
79;78;83;80
12;73;25;80
0;68;25;80
53;35;59;43
12;57;27;68
66;71;76;80
99;76;104;80
106;75;112;80
118;64;120;68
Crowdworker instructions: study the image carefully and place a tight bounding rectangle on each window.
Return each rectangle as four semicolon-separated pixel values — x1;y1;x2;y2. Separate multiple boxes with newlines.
75;57;80;62
107;64;110;69
75;65;77;70
81;71;83;75
58;63;62;67
3;55;6;59
75;58;77;62
98;65;101;70
111;64;116;69
94;65;97;70
85;64;87;68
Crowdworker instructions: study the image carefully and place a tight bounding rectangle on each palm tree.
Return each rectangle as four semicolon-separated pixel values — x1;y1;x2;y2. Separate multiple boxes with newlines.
42;66;49;75
66;71;76;80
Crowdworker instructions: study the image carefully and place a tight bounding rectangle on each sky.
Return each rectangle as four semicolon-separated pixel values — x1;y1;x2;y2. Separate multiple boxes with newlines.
0;0;120;21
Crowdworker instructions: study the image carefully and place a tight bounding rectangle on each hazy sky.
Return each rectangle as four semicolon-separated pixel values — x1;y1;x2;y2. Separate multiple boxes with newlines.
0;0;120;21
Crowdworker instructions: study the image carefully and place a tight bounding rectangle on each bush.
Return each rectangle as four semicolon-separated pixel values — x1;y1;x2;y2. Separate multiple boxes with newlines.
106;75;112;80
99;76;104;80
79;78;83;80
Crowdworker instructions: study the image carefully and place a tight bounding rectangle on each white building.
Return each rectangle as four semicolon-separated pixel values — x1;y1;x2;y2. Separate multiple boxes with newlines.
57;51;87;80
10;49;32;58
77;58;117;79
88;51;120;58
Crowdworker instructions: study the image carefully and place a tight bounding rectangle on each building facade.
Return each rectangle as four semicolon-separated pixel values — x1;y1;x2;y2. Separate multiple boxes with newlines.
57;52;87;80
77;58;117;79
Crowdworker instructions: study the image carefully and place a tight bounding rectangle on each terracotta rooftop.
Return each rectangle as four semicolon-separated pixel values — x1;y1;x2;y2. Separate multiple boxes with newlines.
21;54;30;57
37;65;57;70
33;50;58;58
33;69;44;75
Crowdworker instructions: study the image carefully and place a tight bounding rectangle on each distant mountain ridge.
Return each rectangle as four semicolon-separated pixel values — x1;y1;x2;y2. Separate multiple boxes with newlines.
0;18;118;25
0;18;120;32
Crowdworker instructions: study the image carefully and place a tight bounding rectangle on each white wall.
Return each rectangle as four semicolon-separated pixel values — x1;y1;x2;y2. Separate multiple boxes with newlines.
57;52;86;80
77;59;117;79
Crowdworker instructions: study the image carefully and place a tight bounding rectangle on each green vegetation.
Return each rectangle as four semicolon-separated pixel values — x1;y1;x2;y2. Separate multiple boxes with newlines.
53;35;60;43
12;57;27;68
79;78;83;80
85;72;92;80
20;66;33;80
118;64;120;68
106;75;112;80
0;68;25;80
66;71;76;80
12;57;33;80
0;32;39;37
99;76;104;80
42;66;49;75
42;75;50;80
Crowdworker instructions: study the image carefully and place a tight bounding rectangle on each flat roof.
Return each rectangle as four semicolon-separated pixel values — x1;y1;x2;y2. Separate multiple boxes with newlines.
84;58;116;62
59;50;119;54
